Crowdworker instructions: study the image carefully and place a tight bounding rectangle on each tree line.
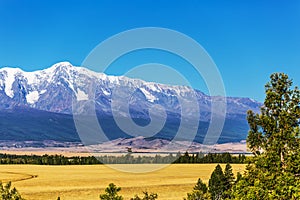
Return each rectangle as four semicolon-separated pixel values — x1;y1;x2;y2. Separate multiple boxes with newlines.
0;154;101;165
173;152;246;164
0;152;247;165
184;163;240;199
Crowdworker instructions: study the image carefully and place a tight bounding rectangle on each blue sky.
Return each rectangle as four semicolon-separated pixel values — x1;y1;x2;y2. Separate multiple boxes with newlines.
0;0;299;102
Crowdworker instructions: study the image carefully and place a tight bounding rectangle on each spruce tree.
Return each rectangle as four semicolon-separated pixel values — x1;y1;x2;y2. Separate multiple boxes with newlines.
131;191;158;200
0;182;24;200
223;163;235;199
184;178;210;200
224;163;234;190
100;183;123;200
194;178;208;193
231;73;300;199
208;164;226;200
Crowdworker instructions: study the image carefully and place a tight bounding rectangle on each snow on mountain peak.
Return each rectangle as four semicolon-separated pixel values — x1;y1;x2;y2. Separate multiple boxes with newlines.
0;62;262;115
26;91;40;104
0;67;23;98
49;61;73;70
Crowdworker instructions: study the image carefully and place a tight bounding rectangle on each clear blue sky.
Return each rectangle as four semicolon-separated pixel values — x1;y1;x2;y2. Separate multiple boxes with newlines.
0;0;299;102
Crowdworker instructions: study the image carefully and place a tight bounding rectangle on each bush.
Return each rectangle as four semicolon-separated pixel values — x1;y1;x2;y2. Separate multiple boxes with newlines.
0;182;24;200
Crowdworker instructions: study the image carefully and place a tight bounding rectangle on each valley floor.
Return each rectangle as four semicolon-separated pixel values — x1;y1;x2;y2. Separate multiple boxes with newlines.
0;164;245;200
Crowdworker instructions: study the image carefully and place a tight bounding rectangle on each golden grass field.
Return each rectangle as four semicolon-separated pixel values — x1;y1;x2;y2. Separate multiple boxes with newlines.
0;164;245;200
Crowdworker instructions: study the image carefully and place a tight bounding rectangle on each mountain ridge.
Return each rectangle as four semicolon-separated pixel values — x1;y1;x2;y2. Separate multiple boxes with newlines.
0;62;262;145
0;62;261;116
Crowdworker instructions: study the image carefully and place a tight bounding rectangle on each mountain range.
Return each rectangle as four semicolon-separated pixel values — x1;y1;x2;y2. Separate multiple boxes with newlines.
0;62;262;148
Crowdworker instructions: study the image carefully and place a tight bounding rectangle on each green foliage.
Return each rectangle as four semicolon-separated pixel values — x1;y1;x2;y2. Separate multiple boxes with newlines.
185;164;236;200
0;154;101;165
231;73;300;199
131;191;158;200
99;183;123;200
194;178;208;193
223;163;235;199
224;163;234;186
209;164;226;200
184;178;210;200
0;152;246;165
184;190;210;200
235;172;242;183
174;152;246;164
0;182;24;200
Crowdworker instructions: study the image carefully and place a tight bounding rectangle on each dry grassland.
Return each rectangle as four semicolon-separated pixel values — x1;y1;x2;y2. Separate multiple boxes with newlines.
0;164;245;200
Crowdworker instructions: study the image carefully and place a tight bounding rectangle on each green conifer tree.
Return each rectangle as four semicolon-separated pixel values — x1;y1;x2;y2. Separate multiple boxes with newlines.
231;73;300;199
0;182;24;200
184;178;210;200
224;163;235;189
131;191;158;200
100;183;123;200
208;164;226;200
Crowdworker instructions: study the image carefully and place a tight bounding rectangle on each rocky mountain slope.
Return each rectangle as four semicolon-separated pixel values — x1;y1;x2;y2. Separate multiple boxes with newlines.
0;62;262;145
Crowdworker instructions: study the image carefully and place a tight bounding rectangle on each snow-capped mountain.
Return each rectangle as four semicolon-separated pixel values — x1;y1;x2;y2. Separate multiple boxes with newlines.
0;62;262;145
0;62;261;119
